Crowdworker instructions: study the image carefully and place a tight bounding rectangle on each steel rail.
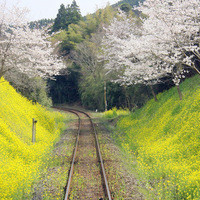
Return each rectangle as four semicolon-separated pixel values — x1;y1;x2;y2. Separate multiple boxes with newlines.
55;107;111;200
75;109;112;200
53;107;81;200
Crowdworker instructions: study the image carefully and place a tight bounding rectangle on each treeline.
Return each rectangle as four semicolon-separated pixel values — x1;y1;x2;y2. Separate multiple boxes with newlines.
7;0;146;110
51;0;81;32
113;0;145;7
47;0;165;111
9;0;198;111
29;19;54;29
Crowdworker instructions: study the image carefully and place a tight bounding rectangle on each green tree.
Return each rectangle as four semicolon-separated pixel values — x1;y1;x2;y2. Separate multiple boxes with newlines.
29;19;54;29
113;0;145;8
68;0;82;24
52;4;67;32
5;70;52;107
52;1;81;32
48;64;81;104
120;3;132;13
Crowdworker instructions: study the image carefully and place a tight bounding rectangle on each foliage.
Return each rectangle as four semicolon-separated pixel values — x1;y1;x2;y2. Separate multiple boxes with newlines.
0;78;66;199
0;2;65;79
125;84;153;108
113;0;145;8
138;0;200;76
100;11;173;87
29;18;54;29
5;71;52;107
29;77;52;107
100;0;200;102
48;64;81;104
51;0;81;32
120;3;132;13
60;24;85;54
79;75;104;110
105;82;154;110
79;76;154;111
52;4;68;32
112;75;200;199
103;107;130;119
50;3;158;109
49;5;118;108
51;5;115;56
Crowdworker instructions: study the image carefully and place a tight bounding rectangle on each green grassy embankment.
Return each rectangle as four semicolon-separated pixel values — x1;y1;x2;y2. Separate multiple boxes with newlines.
104;75;200;199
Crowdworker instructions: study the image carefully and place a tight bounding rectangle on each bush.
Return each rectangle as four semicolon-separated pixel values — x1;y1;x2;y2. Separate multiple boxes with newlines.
103;107;130;119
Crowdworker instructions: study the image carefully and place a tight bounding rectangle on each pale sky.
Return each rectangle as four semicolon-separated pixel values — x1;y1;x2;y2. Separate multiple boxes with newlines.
6;0;119;21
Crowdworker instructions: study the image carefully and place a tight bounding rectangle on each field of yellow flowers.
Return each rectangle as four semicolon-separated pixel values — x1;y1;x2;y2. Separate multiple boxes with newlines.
103;107;130;119
109;75;200;199
0;78;67;199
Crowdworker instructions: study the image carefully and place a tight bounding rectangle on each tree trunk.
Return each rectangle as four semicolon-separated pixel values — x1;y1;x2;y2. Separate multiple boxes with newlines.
104;81;108;111
123;85;131;109
0;68;4;80
150;85;158;102
176;84;182;100
126;96;131;110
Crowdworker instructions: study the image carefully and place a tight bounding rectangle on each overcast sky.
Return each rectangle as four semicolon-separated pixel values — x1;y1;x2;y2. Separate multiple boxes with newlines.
6;0;119;21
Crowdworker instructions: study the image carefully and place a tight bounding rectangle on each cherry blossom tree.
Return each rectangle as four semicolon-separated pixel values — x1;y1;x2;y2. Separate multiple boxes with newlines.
136;0;200;99
0;2;65;80
138;0;200;75
100;11;171;101
101;0;200;100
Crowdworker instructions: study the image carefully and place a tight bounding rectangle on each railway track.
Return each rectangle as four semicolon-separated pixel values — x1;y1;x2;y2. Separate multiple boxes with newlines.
57;107;111;200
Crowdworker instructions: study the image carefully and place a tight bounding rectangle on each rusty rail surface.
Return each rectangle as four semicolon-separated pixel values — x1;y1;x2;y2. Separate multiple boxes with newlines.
56;107;112;200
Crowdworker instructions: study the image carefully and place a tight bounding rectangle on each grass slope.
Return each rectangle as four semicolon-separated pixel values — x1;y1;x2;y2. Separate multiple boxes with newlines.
0;78;66;199
110;75;200;199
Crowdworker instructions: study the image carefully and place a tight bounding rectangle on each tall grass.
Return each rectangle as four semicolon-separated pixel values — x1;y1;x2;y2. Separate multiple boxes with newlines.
112;75;200;199
0;78;66;199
